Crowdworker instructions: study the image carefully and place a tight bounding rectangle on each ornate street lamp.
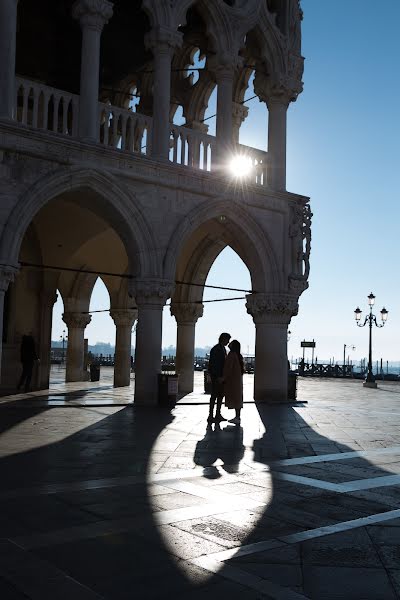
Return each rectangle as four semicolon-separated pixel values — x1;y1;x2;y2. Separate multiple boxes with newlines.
354;293;388;388
60;329;67;364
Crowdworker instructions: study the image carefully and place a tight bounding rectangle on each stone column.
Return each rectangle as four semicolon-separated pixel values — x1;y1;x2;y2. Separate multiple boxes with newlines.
213;63;235;163
62;312;91;382
266;95;289;190
145;27;182;160
0;0;18;120
132;280;173;405
0;266;17;383
232;102;249;144
38;291;58;390
72;0;113;141
110;308;137;388
170;302;203;394
246;293;298;402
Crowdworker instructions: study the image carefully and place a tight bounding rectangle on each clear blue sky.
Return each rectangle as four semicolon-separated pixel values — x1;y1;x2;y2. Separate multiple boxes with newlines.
52;0;400;363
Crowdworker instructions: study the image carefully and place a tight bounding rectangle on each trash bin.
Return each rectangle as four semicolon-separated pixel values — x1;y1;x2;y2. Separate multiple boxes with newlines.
288;371;297;400
204;370;212;394
158;373;179;406
90;364;100;382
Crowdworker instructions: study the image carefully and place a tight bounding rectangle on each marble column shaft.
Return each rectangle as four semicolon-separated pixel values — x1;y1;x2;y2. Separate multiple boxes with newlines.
267;97;289;191
246;293;298;402
73;0;113;141
132;280;173;405
63;312;91;382
171;303;203;394
146;28;182;159
215;65;234;161
0;0;18;119
110;309;137;387
0;266;17;384
38;291;58;390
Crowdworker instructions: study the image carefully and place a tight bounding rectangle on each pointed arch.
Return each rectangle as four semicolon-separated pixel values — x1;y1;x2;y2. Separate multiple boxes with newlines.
163;198;282;294
0;167;156;277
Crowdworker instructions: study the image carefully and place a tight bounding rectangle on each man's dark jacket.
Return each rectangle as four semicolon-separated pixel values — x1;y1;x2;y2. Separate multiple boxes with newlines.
208;344;226;378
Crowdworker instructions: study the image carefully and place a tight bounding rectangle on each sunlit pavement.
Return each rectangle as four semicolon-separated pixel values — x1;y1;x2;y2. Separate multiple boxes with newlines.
1;372;400;598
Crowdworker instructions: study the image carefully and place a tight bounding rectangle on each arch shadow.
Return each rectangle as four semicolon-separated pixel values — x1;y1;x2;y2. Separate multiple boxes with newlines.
0;389;398;597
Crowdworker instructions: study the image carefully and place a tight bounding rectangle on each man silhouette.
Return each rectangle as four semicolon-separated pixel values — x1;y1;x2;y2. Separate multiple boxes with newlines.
207;332;231;424
17;333;38;393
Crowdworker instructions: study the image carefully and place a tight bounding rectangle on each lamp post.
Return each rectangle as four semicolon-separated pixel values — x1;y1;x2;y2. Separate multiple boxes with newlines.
60;329;67;364
354;293;388;388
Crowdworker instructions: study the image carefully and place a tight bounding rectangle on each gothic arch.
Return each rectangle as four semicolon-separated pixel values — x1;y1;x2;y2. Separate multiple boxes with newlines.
0;167;156;277
164;199;282;294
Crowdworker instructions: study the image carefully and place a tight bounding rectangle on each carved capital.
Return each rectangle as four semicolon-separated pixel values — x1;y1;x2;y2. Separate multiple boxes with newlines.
232;102;249;125
288;276;309;294
130;279;174;308
40;291;58;307
72;0;113;32
0;265;18;293
246;293;298;325
145;26;183;56
254;71;301;106
63;312;92;329
170;302;204;325
208;55;242;82
110;309;138;328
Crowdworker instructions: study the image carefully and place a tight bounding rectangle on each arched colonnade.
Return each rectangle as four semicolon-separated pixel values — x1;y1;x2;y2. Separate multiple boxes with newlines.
0;167;301;403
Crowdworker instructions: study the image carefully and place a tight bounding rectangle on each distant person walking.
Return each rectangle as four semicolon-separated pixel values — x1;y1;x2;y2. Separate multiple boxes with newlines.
207;332;231;424
223;339;244;425
17;334;38;393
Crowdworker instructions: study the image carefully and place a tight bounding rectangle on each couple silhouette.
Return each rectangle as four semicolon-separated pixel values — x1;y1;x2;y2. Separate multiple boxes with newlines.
207;332;245;426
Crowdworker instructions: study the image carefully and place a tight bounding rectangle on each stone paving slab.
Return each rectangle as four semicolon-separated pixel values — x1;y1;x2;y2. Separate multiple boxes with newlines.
1;374;400;597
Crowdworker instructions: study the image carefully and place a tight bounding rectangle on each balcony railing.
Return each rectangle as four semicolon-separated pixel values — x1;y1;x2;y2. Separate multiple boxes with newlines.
98;103;152;156
169;124;215;172
236;143;268;187
12;78;268;186
15;77;79;137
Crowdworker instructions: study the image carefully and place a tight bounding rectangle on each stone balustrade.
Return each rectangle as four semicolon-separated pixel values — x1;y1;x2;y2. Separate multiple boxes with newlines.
98;102;152;155
169;124;215;172
15;77;79;137
236;143;268;187
12;77;269;186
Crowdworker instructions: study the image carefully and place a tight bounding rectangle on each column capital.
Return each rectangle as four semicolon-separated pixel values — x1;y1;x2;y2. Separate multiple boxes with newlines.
246;293;298;326
145;26;183;56
72;0;113;32
40;290;58;307
110;308;138;328
208;54;241;82
254;72;301;107
63;312;92;329
0;264;18;293
232;101;249;123
130;279;175;308
170;302;203;325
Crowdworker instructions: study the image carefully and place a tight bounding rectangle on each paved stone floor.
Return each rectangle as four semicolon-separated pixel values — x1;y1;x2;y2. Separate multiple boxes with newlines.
1;370;400;598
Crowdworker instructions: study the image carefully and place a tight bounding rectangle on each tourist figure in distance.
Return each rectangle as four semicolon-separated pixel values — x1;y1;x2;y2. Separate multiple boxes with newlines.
207;332;231;424
223;339;244;425
17;333;39;393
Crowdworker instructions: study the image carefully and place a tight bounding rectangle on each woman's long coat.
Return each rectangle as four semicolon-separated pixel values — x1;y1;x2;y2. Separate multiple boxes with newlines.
223;352;243;409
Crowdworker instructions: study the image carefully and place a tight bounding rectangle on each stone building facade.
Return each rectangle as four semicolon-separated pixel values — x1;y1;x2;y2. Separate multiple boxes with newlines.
0;0;311;403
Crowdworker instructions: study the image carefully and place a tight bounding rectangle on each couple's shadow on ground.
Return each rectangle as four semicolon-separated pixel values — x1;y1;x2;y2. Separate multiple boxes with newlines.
194;422;245;478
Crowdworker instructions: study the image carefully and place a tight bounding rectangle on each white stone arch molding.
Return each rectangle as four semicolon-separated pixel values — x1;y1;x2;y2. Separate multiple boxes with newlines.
0;167;157;277
163;198;282;294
